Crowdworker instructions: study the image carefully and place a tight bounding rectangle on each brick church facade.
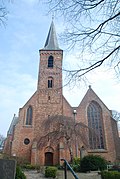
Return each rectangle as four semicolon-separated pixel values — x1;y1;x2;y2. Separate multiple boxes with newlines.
4;21;120;165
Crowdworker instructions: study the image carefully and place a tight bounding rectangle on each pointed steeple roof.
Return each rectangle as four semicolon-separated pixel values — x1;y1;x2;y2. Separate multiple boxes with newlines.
43;21;61;50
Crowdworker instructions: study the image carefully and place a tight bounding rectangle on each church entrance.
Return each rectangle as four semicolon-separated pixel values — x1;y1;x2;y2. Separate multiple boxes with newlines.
45;152;53;166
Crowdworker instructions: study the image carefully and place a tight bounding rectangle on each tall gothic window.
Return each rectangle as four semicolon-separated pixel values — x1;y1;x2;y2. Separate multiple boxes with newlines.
48;77;53;88
26;106;32;125
48;56;53;68
87;101;104;149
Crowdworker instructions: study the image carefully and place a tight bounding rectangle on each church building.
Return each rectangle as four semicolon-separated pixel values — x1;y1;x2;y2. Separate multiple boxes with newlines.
4;21;120;165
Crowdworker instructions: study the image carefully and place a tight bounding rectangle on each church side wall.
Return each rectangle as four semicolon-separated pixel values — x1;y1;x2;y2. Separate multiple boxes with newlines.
11;92;37;162
3;135;12;155
77;89;117;162
111;118;120;161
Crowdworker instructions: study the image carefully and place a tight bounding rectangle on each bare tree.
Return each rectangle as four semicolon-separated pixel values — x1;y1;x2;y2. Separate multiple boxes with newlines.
111;110;120;135
0;0;10;25
37;115;97;162
45;0;120;83
0;134;5;151
112;110;120;122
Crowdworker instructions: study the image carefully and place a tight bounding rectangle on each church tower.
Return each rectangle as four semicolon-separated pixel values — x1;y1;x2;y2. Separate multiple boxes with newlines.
32;21;64;165
33;21;63;139
37;21;63;105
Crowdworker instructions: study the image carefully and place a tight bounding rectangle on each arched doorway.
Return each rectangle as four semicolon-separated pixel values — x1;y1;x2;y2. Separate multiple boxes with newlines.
45;152;53;166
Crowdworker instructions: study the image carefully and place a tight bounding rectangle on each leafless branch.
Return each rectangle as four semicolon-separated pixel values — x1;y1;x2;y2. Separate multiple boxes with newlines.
45;0;120;84
37;115;100;160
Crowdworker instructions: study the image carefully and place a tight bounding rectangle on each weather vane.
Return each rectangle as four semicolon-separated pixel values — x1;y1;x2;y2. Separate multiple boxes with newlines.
52;12;54;21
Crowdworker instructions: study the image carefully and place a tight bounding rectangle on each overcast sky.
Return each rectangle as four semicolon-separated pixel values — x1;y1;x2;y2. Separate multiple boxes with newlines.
0;0;120;137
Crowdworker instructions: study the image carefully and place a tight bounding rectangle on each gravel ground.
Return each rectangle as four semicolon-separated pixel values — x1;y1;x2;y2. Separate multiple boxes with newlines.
24;170;101;179
24;170;46;179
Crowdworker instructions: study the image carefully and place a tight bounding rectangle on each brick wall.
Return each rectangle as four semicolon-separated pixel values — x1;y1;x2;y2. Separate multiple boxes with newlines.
4;47;120;165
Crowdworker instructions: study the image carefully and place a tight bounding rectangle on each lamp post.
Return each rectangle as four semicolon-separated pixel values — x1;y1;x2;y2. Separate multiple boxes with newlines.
73;109;77;157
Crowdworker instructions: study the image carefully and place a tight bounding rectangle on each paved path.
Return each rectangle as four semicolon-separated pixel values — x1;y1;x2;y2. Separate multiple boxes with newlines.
24;170;101;179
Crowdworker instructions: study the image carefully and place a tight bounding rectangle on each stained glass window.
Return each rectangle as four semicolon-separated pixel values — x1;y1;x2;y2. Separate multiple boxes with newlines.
87;101;104;149
26;106;32;125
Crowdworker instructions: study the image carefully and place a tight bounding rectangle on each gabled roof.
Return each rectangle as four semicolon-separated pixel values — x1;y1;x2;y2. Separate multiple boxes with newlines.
7;114;19;135
43;21;61;50
78;85;110;112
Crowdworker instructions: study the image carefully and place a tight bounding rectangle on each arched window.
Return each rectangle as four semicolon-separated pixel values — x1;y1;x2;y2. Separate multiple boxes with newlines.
48;77;53;88
87;101;104;149
26;106;32;125
48;56;53;68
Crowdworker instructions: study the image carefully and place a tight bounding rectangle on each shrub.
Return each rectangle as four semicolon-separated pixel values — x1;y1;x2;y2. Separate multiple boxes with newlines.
55;164;63;170
21;164;36;170
15;166;26;179
80;155;107;172
71;164;80;172
73;157;80;165
101;171;120;179
71;157;80;172
21;164;42;173
45;166;57;178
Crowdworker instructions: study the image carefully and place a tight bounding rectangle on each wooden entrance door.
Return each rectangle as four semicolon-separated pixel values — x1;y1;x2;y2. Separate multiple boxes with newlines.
45;152;53;166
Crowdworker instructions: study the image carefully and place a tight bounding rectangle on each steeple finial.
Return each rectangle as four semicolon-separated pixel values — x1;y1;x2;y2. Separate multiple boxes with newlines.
89;85;91;89
52;13;54;21
43;21;61;50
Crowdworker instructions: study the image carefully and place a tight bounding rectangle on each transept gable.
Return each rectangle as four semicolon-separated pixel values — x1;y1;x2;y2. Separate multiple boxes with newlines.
78;85;111;114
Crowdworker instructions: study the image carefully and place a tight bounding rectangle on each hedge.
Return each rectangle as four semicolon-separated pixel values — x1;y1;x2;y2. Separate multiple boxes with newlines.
101;171;120;179
45;166;57;178
80;155;107;172
15;166;26;179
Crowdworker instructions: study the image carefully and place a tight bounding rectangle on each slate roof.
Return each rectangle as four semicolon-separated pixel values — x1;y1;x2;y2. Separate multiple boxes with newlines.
7;114;19;135
43;21;61;50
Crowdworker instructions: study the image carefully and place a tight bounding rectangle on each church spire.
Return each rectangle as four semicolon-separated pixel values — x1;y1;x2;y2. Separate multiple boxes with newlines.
43;21;61;50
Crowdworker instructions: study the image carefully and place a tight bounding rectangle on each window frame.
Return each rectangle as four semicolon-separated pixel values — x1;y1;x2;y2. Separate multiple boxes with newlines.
87;101;105;150
26;105;33;125
48;77;53;88
48;56;54;68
